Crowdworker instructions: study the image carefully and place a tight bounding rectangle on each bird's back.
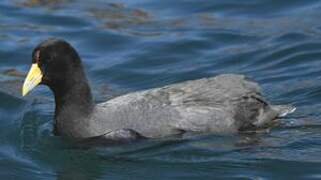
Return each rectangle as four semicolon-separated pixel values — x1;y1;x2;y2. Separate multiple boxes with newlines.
86;74;289;138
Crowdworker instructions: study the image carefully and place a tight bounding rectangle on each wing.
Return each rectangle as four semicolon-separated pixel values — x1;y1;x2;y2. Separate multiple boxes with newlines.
90;74;275;137
159;74;270;133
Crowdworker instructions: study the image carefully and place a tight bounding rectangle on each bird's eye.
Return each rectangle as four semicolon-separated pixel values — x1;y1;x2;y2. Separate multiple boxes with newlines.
35;50;40;64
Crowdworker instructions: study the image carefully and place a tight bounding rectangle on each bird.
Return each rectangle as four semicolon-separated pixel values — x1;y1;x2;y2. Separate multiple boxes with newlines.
22;38;295;143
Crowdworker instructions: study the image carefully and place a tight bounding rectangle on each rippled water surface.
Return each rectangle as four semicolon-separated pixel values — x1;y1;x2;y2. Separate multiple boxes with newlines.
1;0;321;179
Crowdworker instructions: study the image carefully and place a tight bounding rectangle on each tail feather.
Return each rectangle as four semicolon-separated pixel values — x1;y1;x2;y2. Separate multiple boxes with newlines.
253;104;296;127
271;105;296;117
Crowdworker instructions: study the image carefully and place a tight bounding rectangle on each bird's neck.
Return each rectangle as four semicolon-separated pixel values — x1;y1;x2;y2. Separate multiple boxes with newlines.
50;75;94;136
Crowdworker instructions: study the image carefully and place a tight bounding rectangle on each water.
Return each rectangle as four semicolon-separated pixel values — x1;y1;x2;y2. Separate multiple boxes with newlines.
1;0;321;179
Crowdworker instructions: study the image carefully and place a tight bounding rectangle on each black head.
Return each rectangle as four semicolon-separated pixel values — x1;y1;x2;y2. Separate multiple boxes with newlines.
34;39;84;85
23;38;87;96
23;39;95;138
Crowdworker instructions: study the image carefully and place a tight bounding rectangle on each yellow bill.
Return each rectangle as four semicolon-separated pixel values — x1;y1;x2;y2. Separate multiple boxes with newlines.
22;63;43;96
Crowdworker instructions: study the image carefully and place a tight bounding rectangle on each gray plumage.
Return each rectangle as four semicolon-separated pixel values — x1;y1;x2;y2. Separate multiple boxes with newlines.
60;74;295;139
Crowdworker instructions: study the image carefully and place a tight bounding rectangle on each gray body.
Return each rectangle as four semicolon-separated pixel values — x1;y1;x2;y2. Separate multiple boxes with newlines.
57;74;294;139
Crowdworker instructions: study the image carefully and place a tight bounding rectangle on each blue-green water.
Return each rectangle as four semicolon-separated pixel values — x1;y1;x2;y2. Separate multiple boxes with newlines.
1;0;321;179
